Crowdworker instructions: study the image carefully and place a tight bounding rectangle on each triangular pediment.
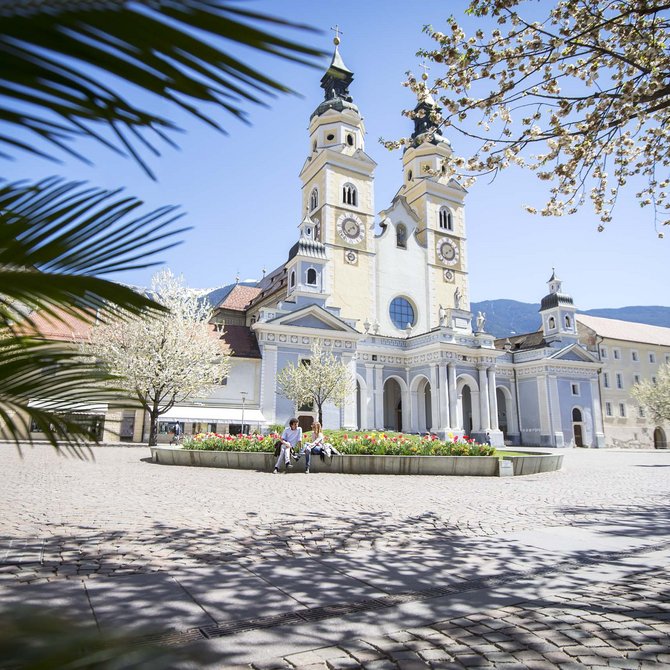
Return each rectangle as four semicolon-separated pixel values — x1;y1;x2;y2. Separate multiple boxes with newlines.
266;304;359;334
378;194;421;224
547;343;599;363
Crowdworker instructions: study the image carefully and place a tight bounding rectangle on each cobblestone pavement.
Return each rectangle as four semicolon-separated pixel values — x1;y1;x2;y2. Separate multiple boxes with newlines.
1;445;670;668
264;567;670;670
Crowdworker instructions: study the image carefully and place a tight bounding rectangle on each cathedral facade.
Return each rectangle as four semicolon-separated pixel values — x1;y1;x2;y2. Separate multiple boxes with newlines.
155;43;606;449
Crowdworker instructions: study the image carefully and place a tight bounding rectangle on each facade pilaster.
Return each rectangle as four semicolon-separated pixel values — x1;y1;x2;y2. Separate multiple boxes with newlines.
448;362;458;431
590;376;606;448
430;363;440;432
365;364;375;430
374;365;384;430
342;353;357;429
438;362;450;432
260;344;278;424
478;366;491;431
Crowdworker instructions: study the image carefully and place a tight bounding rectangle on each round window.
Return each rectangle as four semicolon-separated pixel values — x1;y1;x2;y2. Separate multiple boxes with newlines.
326;133;335;141
389;297;416;329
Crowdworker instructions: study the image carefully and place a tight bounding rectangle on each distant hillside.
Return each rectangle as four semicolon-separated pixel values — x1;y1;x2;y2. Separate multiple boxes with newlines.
470;300;670;339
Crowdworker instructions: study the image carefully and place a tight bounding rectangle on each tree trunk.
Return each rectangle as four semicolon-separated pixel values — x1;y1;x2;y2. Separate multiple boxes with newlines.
148;408;159;446
317;402;323;426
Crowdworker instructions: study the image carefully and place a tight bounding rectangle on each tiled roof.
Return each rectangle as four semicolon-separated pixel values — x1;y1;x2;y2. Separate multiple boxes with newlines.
15;308;93;342
217;324;261;358
576;314;670;347
218;285;262;312
494;329;547;351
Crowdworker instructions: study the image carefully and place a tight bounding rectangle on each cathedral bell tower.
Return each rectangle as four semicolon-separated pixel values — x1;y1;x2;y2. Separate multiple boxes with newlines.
539;268;578;345
401;73;470;327
298;32;376;325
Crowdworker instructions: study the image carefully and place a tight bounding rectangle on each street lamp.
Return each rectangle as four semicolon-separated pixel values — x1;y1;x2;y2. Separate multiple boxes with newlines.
240;391;248;436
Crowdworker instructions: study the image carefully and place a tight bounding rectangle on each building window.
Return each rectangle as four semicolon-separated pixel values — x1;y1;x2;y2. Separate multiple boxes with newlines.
613;349;621;360
572;408;582;422
666;355;670;365
346;133;354;146
634;375;641;384
306;268;317;286
603;372;610;388
396;223;407;248
309;188;318;211
631;350;639;362
342;183;357;207
565;315;572;328
389;296;416;329
548;316;556;329
649;352;656;363
638;406;645;418
439;207;453;231
605;402;613;417
616;373;624;389
619;403;626;417
571;383;580;396
600;347;608;359
652;376;657;385
290;270;296;288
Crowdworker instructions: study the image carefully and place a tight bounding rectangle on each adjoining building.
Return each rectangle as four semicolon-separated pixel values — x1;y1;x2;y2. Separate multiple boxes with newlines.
17;41;670;449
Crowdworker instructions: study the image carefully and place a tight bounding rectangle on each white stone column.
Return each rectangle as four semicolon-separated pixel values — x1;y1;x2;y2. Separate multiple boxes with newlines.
374;365;384;430
537;373;552;445
365;364;375;430
439;362;450;431
478;366;491;431
260;344;278;424
448;362;458;431
487;367;499;430
590;376;606;448
430;363;440;432
342;353;357;430
548;373;564;447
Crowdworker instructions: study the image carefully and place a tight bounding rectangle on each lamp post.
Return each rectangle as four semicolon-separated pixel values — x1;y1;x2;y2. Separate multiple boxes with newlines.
240;391;248;435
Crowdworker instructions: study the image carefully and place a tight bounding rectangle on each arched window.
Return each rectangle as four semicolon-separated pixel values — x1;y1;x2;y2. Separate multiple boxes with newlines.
396;223;407;249
407;170;413;181
346;133;354;146
306;268;317;286
309;188;318;211
439;207;453;231
342;183;357;207
565;315;572;328
548;316;556;329
389;297;416;329
572;408;582;422
290;270;296;288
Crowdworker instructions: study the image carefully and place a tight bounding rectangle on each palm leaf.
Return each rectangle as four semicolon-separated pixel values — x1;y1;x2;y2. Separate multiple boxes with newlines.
0;336;131;454
0;177;188;329
0;0;325;175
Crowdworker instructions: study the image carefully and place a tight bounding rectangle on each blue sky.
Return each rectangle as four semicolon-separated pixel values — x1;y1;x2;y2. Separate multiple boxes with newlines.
11;0;669;311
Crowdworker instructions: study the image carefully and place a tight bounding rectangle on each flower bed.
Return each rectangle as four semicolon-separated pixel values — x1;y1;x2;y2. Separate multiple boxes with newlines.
182;431;495;457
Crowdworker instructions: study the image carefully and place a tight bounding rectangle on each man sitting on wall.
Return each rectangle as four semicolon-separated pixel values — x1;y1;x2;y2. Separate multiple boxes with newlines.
273;418;302;474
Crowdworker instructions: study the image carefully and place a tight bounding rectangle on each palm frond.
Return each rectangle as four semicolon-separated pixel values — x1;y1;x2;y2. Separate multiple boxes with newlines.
0;177;188;329
0;0;325;175
0;336;133;454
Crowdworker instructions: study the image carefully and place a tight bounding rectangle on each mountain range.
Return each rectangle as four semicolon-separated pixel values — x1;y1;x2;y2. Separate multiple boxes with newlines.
470;300;670;339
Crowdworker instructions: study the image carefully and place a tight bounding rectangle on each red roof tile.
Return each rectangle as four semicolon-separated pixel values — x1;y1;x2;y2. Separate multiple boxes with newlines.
219;285;261;311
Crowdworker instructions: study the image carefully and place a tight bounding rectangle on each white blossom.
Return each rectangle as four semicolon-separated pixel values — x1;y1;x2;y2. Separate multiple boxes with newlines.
85;269;230;445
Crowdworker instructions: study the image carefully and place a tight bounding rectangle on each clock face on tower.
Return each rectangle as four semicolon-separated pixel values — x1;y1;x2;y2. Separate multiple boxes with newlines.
337;213;365;244
437;238;459;266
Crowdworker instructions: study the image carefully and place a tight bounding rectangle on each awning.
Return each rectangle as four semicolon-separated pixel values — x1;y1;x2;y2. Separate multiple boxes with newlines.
158;406;266;424
28;399;109;415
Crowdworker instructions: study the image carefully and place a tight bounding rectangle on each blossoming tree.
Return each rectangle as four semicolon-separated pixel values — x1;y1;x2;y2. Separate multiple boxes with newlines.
87;270;230;445
631;363;670;423
392;0;670;231
276;339;354;426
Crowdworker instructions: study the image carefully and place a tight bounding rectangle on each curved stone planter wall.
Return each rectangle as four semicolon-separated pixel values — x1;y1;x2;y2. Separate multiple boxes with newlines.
150;447;563;477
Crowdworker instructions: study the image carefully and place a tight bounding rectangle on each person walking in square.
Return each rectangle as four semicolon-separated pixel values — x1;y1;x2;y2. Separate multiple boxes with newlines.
273;418;302;473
